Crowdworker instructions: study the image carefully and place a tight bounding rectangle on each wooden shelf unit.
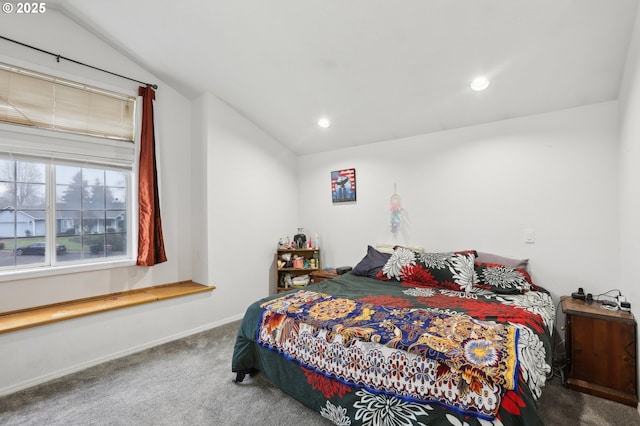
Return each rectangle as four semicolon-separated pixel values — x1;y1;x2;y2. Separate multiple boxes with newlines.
561;296;638;406
275;248;320;293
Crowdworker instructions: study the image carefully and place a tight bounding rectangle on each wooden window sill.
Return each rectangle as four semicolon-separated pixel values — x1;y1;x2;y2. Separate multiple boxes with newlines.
0;280;215;334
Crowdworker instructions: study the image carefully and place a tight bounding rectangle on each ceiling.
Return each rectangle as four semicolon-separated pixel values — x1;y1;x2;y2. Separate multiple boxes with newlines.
55;0;639;155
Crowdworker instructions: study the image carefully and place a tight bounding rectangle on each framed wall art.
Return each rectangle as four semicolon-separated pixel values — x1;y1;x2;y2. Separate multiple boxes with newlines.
331;168;356;203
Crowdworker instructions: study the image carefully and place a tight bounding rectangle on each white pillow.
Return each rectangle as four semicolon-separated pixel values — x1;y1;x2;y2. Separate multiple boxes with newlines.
476;252;529;270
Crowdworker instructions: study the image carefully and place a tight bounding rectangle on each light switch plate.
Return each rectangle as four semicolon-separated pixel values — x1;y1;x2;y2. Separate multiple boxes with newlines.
524;228;535;244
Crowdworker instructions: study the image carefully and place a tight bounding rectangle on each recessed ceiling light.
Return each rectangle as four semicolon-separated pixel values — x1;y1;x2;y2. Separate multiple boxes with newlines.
470;76;490;91
317;118;331;128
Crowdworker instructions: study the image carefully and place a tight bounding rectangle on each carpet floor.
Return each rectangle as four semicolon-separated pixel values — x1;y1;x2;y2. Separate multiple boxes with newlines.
1;320;639;425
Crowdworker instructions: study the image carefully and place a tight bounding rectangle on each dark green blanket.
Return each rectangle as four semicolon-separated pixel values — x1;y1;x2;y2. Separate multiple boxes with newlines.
232;273;553;426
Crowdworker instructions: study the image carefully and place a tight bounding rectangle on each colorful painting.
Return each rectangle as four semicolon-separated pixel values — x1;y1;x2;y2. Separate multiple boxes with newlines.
331;168;356;203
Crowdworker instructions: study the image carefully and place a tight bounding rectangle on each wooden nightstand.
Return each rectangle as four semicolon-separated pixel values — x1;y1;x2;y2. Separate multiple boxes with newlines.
309;269;338;284
561;296;638;406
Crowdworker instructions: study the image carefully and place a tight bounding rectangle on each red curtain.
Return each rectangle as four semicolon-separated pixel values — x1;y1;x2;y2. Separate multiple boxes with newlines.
137;85;167;266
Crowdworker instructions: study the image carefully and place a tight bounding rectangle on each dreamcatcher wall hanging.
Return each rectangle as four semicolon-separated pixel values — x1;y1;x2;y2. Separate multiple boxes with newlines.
390;185;403;234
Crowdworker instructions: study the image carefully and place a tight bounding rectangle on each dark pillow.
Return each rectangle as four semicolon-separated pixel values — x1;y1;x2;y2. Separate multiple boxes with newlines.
352;245;392;278
473;262;533;294
379;247;475;292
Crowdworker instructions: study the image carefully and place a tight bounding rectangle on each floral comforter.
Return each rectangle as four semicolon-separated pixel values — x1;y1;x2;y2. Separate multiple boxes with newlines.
232;273;554;426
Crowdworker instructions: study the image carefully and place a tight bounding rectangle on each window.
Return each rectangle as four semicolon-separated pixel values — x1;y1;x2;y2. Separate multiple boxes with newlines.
55;164;128;261
0;63;136;278
0;157;130;270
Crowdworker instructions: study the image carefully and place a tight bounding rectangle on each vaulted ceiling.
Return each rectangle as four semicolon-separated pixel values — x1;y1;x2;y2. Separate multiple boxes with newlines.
55;0;639;155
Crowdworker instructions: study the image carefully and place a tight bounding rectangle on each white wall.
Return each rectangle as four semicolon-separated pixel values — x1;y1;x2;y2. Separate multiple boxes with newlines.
619;5;640;325
192;91;298;311
0;9;296;395
298;102;621;305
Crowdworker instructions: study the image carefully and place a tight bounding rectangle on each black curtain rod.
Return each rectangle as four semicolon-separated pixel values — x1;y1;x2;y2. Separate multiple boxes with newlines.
0;35;158;90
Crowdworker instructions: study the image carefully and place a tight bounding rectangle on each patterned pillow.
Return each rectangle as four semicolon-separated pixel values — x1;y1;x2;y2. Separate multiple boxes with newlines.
379;247;475;292
473;262;533;294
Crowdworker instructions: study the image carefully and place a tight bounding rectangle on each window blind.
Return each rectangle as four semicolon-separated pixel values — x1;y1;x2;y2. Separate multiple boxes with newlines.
0;63;135;142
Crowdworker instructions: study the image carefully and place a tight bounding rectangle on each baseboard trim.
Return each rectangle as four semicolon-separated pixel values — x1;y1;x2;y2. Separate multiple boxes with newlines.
0;313;244;397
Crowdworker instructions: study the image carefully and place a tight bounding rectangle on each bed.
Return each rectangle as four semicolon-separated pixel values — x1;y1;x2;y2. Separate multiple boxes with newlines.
232;246;555;426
